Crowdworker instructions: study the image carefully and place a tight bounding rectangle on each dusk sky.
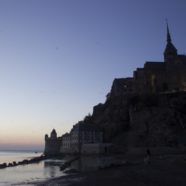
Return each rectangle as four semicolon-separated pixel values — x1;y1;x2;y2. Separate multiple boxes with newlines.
0;0;186;151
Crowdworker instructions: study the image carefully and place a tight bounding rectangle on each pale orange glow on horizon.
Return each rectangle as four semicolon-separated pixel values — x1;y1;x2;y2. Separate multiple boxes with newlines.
0;117;70;150
0;120;71;150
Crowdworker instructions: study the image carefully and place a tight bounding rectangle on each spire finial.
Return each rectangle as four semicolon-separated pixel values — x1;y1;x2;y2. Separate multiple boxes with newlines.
166;19;172;43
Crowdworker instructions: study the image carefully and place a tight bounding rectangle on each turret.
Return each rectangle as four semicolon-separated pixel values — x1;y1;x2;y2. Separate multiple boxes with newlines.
50;129;57;139
45;134;48;141
164;23;177;63
44;129;62;156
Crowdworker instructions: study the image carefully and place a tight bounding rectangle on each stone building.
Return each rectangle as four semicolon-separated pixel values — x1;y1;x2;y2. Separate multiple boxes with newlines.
58;122;103;154
70;122;103;153
110;78;134;97
110;25;186;96
44;129;62;156
60;133;71;154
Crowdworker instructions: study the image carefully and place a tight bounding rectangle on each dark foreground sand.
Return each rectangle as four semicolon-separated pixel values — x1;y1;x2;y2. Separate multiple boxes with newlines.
36;154;186;186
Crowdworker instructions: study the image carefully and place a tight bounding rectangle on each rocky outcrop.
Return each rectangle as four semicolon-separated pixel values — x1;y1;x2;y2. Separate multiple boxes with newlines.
90;89;186;149
92;94;131;141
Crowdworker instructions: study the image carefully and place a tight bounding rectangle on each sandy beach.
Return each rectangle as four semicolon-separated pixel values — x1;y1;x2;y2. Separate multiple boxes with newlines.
35;153;186;186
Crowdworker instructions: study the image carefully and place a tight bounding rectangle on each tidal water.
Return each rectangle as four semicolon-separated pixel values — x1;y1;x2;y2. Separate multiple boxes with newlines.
0;151;64;186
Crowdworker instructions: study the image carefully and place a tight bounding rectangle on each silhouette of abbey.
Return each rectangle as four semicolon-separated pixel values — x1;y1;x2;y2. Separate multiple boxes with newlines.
44;25;186;156
110;24;186;97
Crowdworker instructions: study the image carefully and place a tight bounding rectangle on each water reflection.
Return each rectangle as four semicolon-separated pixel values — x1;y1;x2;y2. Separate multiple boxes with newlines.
0;160;64;186
44;163;58;178
44;159;65;178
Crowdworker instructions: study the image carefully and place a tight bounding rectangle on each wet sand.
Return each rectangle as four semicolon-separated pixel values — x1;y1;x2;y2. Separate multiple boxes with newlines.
36;154;186;186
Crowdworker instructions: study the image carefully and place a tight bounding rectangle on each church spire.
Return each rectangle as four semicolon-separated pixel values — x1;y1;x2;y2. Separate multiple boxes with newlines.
164;22;177;62
166;22;172;43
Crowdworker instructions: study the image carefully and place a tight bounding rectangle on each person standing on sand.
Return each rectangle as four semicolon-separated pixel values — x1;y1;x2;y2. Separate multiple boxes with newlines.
144;148;151;164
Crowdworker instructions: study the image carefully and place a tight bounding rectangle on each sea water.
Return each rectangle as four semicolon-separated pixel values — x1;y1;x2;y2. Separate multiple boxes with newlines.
0;151;64;186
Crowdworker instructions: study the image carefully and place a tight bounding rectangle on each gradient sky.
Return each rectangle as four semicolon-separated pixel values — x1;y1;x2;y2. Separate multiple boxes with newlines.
0;0;186;151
